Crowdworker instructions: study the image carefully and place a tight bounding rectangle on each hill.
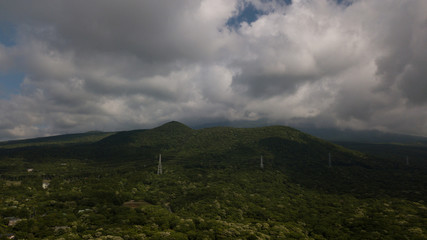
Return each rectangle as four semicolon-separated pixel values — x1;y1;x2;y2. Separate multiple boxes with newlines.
0;131;114;149
300;127;427;145
94;121;356;160
0;122;426;239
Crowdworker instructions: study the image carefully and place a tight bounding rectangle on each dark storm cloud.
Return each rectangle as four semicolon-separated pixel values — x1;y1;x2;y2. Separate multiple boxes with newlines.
0;0;427;140
373;0;427;105
0;0;230;63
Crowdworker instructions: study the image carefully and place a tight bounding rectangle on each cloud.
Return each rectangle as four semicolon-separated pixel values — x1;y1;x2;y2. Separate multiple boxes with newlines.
372;0;427;105
231;1;367;98
0;0;427;140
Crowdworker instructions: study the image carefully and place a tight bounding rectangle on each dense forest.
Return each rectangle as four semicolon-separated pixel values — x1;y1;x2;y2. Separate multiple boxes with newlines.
0;122;426;239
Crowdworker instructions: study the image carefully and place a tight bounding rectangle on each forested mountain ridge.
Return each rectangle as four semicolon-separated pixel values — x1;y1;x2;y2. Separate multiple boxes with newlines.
0;122;426;239
0;131;114;149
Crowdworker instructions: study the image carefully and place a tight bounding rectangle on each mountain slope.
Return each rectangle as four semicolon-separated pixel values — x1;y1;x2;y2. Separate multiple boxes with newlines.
90;122;364;169
0;121;425;198
300;127;427;144
0;131;113;149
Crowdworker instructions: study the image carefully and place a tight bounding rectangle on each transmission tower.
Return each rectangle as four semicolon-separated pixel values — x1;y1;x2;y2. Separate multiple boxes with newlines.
260;155;264;169
328;152;332;168
157;154;163;175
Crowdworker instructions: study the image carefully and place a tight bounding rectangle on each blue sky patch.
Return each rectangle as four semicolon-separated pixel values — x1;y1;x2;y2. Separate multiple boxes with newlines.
226;0;292;29
0;22;17;47
0;71;24;99
335;0;353;7
0;22;21;99
226;2;263;29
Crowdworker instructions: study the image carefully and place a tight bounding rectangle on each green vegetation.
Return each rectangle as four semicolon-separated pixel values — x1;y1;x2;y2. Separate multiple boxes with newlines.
0;131;114;149
0;121;426;239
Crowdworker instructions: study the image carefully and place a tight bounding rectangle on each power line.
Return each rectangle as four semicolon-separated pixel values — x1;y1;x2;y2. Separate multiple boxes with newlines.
157;154;162;175
260;155;264;169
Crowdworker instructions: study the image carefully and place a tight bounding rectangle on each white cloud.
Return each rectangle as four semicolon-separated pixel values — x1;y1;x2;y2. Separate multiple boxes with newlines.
0;0;427;140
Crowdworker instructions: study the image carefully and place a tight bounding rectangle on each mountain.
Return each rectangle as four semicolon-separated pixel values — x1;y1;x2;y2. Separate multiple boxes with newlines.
192;120;427;144
299;127;427;144
0;131;114;149
97;121;193;148
91;122;362;168
0;121;421;195
295;127;427;166
0;121;426;239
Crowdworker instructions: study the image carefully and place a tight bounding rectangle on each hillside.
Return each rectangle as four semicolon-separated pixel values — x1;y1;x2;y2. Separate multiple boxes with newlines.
0;122;426;239
0;131;114;149
300;127;427;145
94;121;359;162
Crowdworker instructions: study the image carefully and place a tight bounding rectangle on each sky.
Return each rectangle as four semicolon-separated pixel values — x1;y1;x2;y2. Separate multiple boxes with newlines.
0;0;427;140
